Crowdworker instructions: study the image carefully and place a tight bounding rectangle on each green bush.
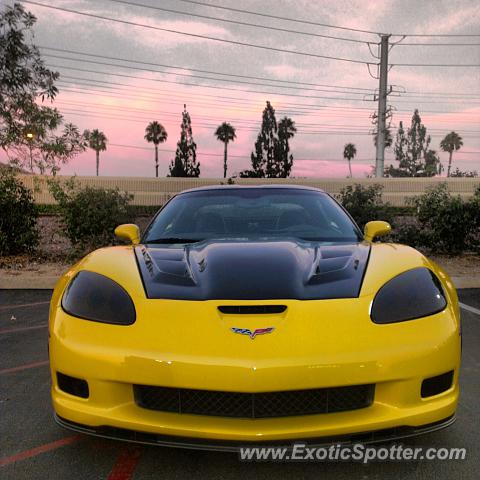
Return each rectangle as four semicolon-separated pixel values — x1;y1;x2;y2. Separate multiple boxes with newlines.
36;203;160;216
48;178;132;251
337;184;394;230
399;183;480;254
0;170;39;255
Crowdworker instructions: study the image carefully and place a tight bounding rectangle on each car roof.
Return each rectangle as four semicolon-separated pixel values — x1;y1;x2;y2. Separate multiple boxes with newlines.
178;184;325;194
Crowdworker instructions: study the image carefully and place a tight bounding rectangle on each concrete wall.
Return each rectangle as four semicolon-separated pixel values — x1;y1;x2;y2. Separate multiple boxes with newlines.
18;175;479;207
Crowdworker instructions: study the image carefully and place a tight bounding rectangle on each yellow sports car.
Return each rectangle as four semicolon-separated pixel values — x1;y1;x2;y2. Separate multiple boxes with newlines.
49;185;460;450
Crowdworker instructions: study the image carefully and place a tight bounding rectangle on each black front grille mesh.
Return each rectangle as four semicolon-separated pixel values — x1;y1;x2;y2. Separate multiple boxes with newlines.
134;384;374;419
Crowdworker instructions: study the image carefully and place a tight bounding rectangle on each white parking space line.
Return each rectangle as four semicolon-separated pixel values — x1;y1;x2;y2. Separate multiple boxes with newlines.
0;301;50;311
460;302;480;316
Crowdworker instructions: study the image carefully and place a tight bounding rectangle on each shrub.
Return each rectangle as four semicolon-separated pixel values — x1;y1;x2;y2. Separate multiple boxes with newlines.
337;184;394;230
48;178;132;251
402;183;480;254
0;170;39;255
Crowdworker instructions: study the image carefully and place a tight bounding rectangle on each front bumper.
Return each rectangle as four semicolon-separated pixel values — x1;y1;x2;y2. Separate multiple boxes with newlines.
55;413;457;452
51;377;459;444
49;294;461;446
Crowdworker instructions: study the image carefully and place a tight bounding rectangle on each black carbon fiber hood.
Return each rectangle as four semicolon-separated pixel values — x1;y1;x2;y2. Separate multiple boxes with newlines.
135;240;370;300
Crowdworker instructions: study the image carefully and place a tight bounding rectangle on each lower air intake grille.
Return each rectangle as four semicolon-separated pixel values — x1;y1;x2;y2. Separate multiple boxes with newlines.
134;384;374;418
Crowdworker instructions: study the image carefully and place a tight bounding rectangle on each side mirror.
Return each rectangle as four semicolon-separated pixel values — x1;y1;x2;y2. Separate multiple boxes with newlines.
364;221;391;242
115;224;140;245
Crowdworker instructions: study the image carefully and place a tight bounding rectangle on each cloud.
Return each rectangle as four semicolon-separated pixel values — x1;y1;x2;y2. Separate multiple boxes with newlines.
414;3;480;34
108;17;233;49
22;0;479;177
264;64;306;79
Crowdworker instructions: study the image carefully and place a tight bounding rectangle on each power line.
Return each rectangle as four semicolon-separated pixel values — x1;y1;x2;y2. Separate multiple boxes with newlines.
403;91;480;98
110;143;248;158
21;1;371;65
173;0;480;38
52;99;480;131
397;42;480;46
58;105;375;131
58;108;381;135
55;82;377;114
398;93;480;101
58;110;480;139
103;0;371;45
56;105;480;136
172;0;380;35
54;80;480;118
59;106;375;130
39;46;375;92
41;47;480;98
108;143;378;162
44;53;371;96
52;98;375;122
55;79;343;112
394;33;480;38
393;62;480;67
47;61;480;105
48;63;374;102
54;74;374;109
54;75;479;118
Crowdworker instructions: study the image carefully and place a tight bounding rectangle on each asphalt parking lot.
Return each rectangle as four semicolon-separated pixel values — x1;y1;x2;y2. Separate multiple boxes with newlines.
1;289;479;480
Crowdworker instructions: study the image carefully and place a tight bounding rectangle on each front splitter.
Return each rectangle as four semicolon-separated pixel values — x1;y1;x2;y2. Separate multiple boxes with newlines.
54;413;456;453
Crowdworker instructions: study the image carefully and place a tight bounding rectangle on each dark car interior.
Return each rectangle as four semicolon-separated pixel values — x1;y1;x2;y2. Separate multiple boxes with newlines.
144;189;361;242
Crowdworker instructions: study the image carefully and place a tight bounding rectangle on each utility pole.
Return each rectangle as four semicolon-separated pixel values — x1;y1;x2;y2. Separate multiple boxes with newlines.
375;35;390;178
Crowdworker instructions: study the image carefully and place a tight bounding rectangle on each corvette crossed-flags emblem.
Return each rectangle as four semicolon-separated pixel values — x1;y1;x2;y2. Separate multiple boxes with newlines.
230;327;275;339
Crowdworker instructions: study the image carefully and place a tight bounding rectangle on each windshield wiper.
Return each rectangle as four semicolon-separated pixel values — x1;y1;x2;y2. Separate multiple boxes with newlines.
145;237;203;244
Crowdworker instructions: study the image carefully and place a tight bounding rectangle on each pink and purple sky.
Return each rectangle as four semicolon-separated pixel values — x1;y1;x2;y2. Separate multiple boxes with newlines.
3;0;480;177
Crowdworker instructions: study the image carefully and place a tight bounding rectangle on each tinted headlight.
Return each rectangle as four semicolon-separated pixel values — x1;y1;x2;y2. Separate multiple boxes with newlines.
62;271;136;325
371;267;447;324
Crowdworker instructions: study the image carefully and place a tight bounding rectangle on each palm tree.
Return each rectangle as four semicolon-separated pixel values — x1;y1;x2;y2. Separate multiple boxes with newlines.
84;129;107;176
440;131;463;177
214;122;236;178
343;143;357;178
144;121;168;178
278;117;297;177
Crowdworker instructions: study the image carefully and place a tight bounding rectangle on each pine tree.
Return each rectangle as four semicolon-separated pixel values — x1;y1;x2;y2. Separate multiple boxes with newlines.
424;149;443;176
168;105;200;177
240;102;295;178
386;109;438;177
277;117;297;178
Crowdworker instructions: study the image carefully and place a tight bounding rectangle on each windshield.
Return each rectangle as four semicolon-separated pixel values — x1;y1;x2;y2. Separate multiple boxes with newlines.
143;188;362;243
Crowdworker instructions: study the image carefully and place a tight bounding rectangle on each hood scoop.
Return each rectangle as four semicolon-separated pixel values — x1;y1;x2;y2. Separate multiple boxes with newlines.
218;305;287;314
137;246;195;287
135;240;369;300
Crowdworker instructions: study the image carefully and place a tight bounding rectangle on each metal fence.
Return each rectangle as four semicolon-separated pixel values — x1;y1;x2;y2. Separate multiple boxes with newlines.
17;175;479;207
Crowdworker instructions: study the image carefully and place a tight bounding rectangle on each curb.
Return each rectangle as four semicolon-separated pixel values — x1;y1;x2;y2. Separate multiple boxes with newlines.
1;275;479;290
0;276;59;290
451;276;480;289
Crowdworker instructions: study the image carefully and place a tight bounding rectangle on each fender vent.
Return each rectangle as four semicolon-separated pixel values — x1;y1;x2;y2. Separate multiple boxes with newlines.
218;305;287;314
